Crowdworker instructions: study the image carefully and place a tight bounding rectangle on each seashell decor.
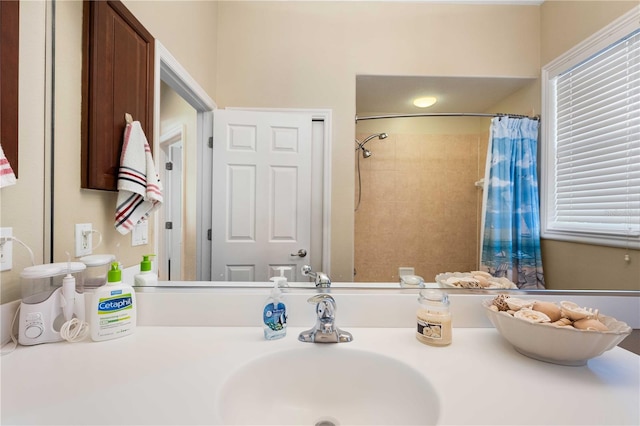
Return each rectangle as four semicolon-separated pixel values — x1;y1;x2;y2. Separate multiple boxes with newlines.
489;295;609;331
435;272;518;289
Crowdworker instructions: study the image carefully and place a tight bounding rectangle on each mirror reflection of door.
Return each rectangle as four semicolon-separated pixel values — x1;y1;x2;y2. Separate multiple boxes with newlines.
211;109;313;282
159;125;184;280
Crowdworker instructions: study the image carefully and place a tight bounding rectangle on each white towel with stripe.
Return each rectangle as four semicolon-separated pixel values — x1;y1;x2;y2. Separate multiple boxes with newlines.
0;142;17;188
115;121;163;235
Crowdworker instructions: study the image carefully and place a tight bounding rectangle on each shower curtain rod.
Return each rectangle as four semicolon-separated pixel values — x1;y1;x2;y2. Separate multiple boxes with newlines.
355;112;540;122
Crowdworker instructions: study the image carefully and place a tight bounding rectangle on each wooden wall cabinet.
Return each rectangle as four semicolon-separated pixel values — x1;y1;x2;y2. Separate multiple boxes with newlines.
81;0;154;191
0;0;20;178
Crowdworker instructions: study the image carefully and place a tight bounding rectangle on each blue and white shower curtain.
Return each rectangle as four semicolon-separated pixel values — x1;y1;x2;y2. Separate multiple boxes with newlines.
480;117;545;289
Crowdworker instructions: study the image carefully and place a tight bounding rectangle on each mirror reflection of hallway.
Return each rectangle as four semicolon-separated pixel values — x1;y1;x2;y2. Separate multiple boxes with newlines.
159;123;186;280
158;81;197;281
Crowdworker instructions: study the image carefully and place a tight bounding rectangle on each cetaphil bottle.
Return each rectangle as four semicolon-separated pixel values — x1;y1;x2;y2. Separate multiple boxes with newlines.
90;262;137;341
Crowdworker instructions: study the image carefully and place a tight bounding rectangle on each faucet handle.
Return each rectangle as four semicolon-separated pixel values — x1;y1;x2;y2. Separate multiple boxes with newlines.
301;265;331;288
301;264;314;277
307;294;335;320
307;293;334;304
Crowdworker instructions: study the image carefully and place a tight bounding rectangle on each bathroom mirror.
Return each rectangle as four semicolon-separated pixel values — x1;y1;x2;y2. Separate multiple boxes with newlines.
39;0;639;293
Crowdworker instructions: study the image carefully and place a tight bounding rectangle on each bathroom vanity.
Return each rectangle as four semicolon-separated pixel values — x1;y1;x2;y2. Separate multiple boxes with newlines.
1;287;639;425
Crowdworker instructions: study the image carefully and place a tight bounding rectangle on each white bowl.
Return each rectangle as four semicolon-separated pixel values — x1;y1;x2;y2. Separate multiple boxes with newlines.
436;272;517;289
482;299;632;366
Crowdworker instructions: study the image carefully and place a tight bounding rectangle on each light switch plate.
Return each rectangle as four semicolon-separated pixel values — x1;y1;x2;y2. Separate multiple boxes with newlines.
0;227;13;271
75;223;93;257
132;221;148;246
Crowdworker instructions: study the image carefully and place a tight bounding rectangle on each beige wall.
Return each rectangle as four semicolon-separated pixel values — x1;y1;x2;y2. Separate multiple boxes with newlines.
216;1;541;281
123;0;217;99
539;0;639;290
0;1;47;303
541;0;638;66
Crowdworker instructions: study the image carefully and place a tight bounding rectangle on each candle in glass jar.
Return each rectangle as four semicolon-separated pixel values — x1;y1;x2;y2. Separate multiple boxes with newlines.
416;289;452;346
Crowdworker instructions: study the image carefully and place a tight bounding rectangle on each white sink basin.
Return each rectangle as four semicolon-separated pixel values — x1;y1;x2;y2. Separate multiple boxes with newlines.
216;346;440;425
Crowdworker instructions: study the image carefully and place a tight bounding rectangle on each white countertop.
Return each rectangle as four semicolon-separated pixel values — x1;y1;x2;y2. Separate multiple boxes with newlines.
2;325;639;425
2;288;639;425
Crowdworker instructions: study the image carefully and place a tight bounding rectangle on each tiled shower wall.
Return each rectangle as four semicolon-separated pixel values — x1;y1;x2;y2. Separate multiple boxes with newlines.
354;132;489;282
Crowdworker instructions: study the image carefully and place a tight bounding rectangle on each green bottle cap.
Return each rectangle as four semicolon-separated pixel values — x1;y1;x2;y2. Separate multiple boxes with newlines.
107;262;121;283
141;254;155;272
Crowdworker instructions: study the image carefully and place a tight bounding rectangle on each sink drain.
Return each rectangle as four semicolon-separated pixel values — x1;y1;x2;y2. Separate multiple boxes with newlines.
314;416;339;426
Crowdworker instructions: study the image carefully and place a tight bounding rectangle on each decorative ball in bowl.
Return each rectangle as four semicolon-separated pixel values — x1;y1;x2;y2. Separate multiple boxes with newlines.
482;296;632;366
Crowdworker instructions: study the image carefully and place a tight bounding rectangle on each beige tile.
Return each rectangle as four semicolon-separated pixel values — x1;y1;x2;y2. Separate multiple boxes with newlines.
369;136;396;171
395;135;424;171
369;170;397;204
353;130;495;282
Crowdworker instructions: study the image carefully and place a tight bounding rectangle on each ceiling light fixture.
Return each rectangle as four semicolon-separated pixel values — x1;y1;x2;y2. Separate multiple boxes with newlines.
413;96;437;108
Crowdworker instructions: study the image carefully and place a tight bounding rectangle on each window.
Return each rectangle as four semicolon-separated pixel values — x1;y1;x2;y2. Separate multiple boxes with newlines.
541;7;640;249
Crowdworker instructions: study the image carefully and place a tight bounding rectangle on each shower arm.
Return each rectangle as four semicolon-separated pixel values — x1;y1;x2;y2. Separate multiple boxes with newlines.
355;133;386;151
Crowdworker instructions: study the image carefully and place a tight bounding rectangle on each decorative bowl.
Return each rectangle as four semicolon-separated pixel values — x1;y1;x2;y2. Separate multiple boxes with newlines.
436;272;517;289
482;299;632;366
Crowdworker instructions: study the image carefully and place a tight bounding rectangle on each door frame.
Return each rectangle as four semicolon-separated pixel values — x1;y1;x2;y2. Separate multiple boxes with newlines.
153;41;216;280
227;107;332;275
159;124;184;280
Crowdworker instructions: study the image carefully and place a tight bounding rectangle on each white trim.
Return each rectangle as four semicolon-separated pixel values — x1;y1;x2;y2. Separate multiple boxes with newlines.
159;124;184;149
153;40;216;281
540;6;640;249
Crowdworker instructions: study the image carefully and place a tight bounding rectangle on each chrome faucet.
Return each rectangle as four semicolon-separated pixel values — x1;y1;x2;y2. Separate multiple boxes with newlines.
298;294;353;343
301;265;331;288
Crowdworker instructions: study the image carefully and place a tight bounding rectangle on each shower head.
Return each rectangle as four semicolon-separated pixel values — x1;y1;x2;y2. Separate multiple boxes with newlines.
360;132;388;146
355;133;388;158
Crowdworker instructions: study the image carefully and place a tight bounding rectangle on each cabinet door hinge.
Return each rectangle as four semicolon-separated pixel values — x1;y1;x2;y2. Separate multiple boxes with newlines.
207;229;212;240
165;162;173;170
208;137;213;148
165;222;173;230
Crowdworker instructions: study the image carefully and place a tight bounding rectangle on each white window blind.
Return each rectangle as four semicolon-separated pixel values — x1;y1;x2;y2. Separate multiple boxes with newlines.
544;24;640;246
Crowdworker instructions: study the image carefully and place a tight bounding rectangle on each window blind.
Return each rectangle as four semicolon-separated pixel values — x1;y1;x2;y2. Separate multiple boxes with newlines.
551;29;640;238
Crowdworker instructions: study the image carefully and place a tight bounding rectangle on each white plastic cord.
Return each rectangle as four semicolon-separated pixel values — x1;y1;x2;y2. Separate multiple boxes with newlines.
0;236;35;266
60;318;90;342
0;306;20;356
82;229;103;252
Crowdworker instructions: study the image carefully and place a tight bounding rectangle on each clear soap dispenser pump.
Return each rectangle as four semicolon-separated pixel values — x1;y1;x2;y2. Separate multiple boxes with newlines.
263;268;290;340
134;254;157;286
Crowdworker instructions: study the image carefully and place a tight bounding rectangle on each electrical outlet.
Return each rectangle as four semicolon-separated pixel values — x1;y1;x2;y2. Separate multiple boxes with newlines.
0;227;13;271
75;223;93;257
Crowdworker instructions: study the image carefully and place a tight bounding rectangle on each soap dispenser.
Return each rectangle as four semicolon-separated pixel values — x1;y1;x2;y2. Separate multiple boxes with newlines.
134;254;157;286
263;272;289;340
90;262;137;341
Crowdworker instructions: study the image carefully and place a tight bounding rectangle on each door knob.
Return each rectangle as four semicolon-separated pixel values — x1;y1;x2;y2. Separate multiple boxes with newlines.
291;249;307;258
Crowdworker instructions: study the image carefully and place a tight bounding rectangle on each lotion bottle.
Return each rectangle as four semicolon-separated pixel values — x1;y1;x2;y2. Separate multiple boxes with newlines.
91;262;137;341
134;254;157;286
263;272;288;340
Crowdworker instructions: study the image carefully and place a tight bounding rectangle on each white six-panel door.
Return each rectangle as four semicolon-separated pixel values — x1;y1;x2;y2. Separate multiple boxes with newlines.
212;110;312;282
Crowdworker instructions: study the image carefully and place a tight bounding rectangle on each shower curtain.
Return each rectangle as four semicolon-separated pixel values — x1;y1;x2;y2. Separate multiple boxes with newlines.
480;116;545;289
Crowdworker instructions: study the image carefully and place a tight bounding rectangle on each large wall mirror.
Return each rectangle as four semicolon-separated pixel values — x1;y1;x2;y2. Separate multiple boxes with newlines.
3;1;636;306
354;75;638;291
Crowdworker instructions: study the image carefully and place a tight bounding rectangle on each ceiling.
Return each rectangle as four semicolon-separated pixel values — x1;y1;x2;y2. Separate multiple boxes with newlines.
356;75;536;116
